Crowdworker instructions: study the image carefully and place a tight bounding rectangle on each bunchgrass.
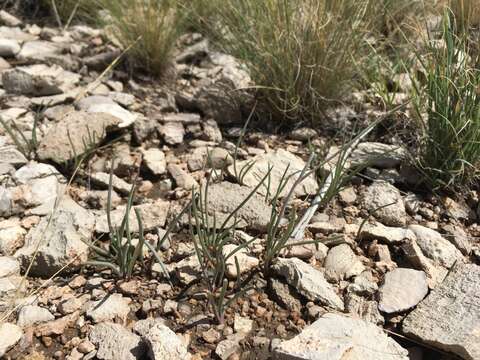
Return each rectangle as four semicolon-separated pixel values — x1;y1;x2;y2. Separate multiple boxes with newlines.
409;12;480;190
98;0;186;77
195;0;373;124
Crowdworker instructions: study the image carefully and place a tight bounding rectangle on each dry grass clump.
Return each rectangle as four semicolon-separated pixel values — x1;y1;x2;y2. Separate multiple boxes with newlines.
98;0;186;77
194;0;374;125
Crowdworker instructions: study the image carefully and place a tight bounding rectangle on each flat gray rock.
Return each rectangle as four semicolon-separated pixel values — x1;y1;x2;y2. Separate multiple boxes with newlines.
202;182;273;231
15;197;94;277
86;293;131;323
17;305;55;327
378;268;428;314
408;225;462;268
228;149;318;198
403;263;480;360
274;313;408;360
359;222;416;244
362;181;406;226
0;323;22;357
273;257;344;310
37;111;120;163
89;322;146;360
324;244;365;281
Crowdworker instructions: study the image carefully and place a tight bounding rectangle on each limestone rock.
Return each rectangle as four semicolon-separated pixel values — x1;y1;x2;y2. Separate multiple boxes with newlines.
359;222;416;244
324;244;365;281
0;39;20;57
378;268;428;314
0;256;20;277
228;149;318;198
2;64;80;96
89;322;146;360
0;323;22;357
17;305;55;327
86;293;131;323
142;148;167;175
161;122;185;145
403;263;480;360
408;225;462;268
167;164;198;190
273;313;408;360
223;244;259;279
143;322;191;360
95;200;169;233
202;182;272;231
15;197;95;277
273;257;344;310
37;111;120;163
362;181;406;226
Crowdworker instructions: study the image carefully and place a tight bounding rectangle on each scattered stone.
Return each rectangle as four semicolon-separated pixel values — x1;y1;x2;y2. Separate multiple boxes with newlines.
167;164;198;190
0;256;20;277
15;197;94;277
338;186;357;205
17;40;63;62
228;149;318;198
362;181;406;226
378;268;428;314
403;263;480;360
76;95;136;128
2;64;80;96
89;322;146;360
443;197;475;221
268;278;302;312
442;224;471;255
234;314;254;334
202;328;221;344
85;293;131;323
34;311;79;337
58;295;89;315
0;323;22;357
408;225;462;268
0;10;22;26
37;111;120;163
95;200;169;233
0;38;20;57
0;146;28;168
289;127;317;141
142;322;191;360
202;119;222;142
223;244;259;279
324;244;365;281
345;293;384;325
308;218;345;235
17;305;55;327
215;333;244;360
273;313;408;360
90;171;132;195
202;182;272;231
273;257;344;310
359;222;416;244
142;148;167;175
161;122;185;145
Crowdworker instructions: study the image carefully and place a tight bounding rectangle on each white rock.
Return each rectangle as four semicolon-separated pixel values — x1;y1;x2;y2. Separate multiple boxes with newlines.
91;172;132;195
0;323;22;357
0;256;20;277
2;64;80;96
234;314;253;334
274;313;408;360
0;146;27;167
89;322;146;360
0;10;22;27
228;149;318;198
223;244;259;279
362;181;406;226
273;257;344;310
17;40;63;62
324;244;365;281
403;263;480;360
408;225;462;268
0;224;26;255
142;148;167;175
359;222;416;244
0;39;20;57
86;103;136;128
143;322;191;360
167;164;198;190
161;122;185;145
86;293;131;323
378;268;428;314
17;305;55;327
15;197;94;277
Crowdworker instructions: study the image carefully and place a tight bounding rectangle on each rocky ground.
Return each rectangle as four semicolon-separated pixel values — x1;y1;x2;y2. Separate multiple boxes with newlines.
0;8;479;360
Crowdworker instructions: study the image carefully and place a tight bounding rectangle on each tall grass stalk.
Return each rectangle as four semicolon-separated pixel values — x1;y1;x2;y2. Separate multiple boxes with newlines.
98;0;186;77
410;12;480;189
198;0;372;124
